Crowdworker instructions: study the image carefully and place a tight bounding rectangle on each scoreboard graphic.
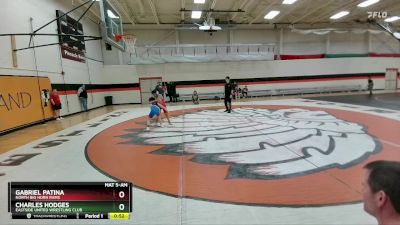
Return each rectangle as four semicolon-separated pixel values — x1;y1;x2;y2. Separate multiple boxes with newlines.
8;182;131;220
56;10;86;63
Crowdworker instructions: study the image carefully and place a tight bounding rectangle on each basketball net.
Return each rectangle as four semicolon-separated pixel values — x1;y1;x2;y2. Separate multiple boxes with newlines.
115;34;137;62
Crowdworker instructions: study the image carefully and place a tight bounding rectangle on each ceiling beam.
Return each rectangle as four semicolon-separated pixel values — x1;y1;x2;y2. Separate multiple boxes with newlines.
291;0;332;23
181;0;186;21
205;0;217;21
249;0;280;24
238;0;257;23
125;1;141;18
180;9;245;13
147;0;160;24
76;0;101;20
231;0;252;21
136;0;146;16
271;0;309;24
111;0;135;25
308;0;359;24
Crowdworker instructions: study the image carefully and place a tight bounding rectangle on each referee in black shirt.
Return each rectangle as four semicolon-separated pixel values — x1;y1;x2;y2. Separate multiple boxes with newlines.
224;76;233;113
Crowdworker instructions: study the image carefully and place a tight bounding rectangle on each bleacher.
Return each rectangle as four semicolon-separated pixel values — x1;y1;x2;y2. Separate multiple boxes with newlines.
181;92;224;102
277;85;362;96
179;85;363;102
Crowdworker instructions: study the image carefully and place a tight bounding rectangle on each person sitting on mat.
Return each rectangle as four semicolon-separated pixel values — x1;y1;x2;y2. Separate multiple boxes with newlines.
242;85;248;98
192;90;199;104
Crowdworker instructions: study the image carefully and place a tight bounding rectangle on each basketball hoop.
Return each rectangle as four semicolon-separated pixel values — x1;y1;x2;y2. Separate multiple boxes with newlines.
115;34;136;52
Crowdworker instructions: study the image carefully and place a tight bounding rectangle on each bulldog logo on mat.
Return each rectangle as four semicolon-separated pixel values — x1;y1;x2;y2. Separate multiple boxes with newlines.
86;105;400;206
134;108;379;179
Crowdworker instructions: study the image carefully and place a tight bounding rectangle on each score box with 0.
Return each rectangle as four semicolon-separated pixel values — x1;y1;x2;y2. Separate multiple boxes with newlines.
9;182;132;219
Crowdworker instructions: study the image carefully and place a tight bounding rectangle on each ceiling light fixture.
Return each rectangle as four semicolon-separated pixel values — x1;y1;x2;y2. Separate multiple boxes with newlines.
384;16;400;22
264;11;280;19
357;0;380;7
194;0;206;3
282;0;297;4
191;11;202;19
330;11;349;20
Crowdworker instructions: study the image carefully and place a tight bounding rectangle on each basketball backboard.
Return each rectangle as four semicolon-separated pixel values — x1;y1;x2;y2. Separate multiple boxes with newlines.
99;0;125;51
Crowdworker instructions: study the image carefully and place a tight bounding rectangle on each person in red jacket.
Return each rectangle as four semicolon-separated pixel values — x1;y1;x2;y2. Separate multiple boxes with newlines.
50;89;63;120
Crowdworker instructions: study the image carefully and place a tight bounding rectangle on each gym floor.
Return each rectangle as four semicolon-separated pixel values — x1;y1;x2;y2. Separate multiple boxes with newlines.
1;92;399;225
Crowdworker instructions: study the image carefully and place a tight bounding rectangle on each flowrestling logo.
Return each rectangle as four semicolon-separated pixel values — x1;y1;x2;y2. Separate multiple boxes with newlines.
367;11;388;19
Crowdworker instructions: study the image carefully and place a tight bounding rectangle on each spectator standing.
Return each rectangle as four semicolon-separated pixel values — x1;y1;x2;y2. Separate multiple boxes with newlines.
50;89;63;120
77;84;88;112
224;76;233;113
368;76;374;96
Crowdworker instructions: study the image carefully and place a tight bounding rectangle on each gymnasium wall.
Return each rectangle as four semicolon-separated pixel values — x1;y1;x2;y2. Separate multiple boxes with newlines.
126;28;400;55
0;0;137;121
99;66;140;104
102;27;399;102
104;57;400;99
